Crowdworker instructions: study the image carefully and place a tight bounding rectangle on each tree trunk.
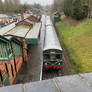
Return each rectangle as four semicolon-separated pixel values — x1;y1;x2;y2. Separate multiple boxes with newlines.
88;0;92;18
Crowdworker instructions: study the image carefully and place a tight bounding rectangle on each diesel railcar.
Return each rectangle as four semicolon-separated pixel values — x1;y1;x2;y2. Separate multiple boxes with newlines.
43;16;63;69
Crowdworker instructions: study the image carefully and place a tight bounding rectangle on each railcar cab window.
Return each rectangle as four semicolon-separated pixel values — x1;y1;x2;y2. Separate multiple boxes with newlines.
50;52;56;60
56;54;61;59
44;54;50;60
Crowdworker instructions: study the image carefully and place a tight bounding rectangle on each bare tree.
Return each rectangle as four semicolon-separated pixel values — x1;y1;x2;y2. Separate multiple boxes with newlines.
53;0;64;12
0;0;4;13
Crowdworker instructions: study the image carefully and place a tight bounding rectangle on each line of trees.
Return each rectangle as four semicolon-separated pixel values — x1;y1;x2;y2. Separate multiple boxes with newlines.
88;0;92;18
64;0;88;20
0;0;20;13
0;0;42;15
53;0;91;20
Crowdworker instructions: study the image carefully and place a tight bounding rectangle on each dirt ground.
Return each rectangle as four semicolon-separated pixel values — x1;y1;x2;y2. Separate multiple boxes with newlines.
61;17;80;26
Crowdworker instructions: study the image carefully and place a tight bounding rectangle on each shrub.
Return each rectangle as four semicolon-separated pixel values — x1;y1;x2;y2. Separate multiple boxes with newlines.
71;0;88;20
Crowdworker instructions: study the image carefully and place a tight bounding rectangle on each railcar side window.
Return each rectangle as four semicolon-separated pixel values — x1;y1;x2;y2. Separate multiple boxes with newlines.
56;54;61;59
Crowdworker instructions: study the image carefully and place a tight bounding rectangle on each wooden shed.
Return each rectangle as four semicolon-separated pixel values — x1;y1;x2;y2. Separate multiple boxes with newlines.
10;38;23;73
0;36;16;86
0;36;23;86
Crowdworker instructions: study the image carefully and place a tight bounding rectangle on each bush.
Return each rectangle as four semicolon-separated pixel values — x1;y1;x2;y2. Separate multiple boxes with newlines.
71;0;88;20
63;0;88;20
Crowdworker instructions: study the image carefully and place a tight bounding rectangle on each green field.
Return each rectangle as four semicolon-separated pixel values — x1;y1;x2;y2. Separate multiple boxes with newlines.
55;18;92;73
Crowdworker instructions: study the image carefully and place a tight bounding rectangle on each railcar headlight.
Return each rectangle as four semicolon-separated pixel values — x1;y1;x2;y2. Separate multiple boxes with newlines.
45;62;47;65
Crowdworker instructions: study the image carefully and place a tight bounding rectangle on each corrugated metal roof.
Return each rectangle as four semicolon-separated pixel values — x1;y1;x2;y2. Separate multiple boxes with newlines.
0;23;15;36
26;23;41;39
43;25;62;51
4;25;30;38
46;16;53;26
41;15;46;24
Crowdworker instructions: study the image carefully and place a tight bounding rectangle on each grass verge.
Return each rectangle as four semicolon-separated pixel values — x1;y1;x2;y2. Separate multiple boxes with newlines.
55;18;92;73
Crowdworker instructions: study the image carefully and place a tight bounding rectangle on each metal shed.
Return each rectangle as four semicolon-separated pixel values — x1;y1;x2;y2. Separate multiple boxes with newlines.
26;23;41;44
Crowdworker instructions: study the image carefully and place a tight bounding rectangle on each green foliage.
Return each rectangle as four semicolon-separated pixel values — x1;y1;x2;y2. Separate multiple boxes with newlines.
63;0;88;20
55;19;92;73
71;0;88;20
0;0;42;14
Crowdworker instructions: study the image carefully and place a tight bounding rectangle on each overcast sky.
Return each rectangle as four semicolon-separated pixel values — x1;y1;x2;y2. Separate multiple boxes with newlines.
20;0;53;6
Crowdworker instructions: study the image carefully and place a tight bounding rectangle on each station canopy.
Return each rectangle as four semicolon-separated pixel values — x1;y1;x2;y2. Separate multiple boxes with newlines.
0;21;41;44
0;23;15;36
4;25;30;38
25;23;41;44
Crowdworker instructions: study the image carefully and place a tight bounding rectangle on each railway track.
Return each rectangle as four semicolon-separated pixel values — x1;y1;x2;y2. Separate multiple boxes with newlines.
42;56;65;80
42;51;72;80
42;68;64;80
42;15;72;80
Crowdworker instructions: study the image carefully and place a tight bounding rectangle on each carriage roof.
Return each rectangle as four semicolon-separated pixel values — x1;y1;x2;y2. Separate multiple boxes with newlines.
46;16;53;26
43;25;62;51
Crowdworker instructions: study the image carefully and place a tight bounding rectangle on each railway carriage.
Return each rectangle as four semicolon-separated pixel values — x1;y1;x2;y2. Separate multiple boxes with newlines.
43;17;63;69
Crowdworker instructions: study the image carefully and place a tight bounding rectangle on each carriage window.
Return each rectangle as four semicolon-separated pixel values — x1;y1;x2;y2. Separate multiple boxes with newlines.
44;54;50;59
56;54;61;59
